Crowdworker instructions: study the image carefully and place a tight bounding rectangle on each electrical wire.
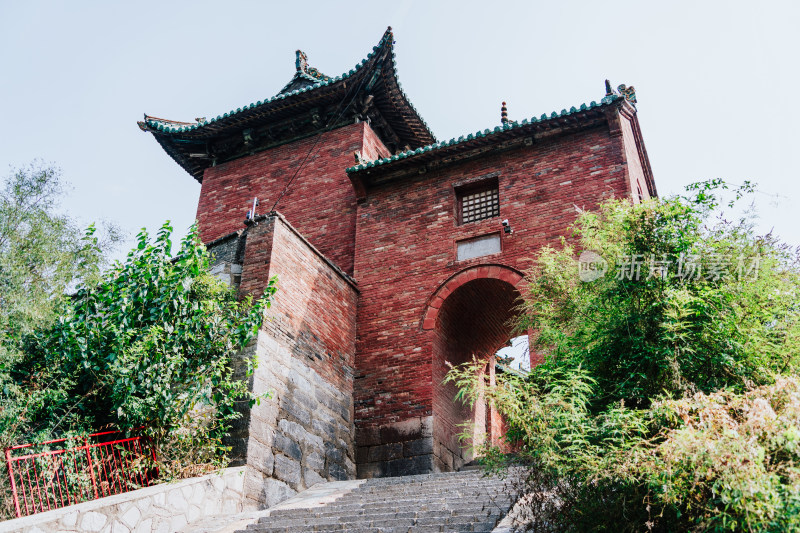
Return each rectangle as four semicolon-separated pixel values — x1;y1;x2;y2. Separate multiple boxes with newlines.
268;69;372;214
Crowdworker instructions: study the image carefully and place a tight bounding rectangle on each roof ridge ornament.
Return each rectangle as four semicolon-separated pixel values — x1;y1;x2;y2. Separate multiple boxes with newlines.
617;84;637;104
501;101;509;125
605;79;637;105
296;50;309;73
278;50;331;95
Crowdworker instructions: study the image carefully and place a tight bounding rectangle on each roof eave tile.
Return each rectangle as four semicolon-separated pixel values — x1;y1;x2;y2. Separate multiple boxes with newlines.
345;95;621;174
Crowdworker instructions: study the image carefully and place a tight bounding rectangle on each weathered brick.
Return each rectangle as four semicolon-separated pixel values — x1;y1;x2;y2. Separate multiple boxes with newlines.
351;122;650;473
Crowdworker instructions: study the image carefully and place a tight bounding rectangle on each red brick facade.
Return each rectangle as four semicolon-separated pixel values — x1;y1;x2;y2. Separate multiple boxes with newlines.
350;120;650;473
198;123;374;275
141;30;655;484
208;109;652;478
220;215;359;506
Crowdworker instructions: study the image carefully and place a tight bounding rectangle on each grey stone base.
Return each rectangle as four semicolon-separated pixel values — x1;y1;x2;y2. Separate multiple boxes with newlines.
234;331;355;510
356;417;437;478
433;438;469;473
356;445;434;478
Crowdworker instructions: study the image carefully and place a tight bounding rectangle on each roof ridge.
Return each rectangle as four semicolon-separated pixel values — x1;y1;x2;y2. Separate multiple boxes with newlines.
139;27;396;135
345;94;621;173
141;114;195;126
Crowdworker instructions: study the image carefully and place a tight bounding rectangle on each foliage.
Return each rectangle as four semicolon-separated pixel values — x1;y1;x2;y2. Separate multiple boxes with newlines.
519;182;800;408
447;182;800;531
0;162;125;519
0;163;273;519
0;161;121;344
638;378;800;531
1;222;275;479
449;363;800;532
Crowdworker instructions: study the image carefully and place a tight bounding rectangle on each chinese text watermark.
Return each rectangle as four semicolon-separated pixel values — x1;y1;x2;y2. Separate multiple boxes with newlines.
579;252;761;282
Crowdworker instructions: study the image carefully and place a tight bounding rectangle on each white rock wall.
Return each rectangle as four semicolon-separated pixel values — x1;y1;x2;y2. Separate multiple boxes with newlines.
0;467;246;533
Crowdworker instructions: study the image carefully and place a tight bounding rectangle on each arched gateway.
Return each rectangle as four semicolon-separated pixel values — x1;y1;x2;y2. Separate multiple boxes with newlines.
425;265;525;471
138;26;655;507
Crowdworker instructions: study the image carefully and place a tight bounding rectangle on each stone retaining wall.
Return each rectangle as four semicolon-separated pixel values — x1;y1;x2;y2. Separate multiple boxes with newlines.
234;216;359;509
0;467;246;533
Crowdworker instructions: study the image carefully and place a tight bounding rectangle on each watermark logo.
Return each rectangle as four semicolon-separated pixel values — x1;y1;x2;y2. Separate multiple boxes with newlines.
578;250;608;282
578;251;761;283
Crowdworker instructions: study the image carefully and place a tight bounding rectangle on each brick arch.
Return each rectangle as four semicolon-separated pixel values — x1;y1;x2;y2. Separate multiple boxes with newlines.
421;264;524;331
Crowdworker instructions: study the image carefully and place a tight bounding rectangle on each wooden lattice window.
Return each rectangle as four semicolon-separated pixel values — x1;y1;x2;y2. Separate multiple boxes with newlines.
459;185;499;224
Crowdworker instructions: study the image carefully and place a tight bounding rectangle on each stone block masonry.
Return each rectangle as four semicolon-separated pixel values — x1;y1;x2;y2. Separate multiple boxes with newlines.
216;215;359;509
355;416;435;479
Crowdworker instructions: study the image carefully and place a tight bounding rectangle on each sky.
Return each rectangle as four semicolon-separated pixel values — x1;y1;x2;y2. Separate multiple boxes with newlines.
1;1;798;257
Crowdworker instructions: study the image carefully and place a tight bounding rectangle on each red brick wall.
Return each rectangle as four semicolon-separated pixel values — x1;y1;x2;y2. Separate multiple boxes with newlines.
198;100;652;476
353;124;633;442
267;217;359;390
235;215;360;499
240;215;359;394
361;125;392;162
197;122;389;275
619;114;651;202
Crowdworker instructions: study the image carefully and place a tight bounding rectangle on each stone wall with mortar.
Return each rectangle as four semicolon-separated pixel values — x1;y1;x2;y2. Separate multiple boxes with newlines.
355;416;434;479
232;215;359;509
206;230;247;289
0;467;245;533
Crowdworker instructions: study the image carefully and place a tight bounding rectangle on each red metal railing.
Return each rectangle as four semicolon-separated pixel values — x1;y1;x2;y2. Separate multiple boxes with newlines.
4;430;157;518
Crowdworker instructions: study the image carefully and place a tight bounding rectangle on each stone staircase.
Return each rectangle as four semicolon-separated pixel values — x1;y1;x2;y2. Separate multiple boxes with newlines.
237;470;516;533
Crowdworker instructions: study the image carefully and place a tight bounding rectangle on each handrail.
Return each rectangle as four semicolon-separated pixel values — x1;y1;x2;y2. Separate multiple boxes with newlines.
4;429;157;517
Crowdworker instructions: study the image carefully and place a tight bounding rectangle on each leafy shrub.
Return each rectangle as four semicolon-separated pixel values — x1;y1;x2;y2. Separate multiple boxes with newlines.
1;222;274;483
638;377;800;530
519;182;800;408
449;363;800;531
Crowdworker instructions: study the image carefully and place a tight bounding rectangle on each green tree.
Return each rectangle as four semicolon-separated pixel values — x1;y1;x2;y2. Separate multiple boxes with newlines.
519;181;800;408
0;163;274;519
0;161;120;346
0;161;122;455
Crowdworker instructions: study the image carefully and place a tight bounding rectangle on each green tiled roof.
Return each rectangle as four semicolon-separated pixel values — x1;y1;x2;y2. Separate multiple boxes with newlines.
346;94;621;174
139;27;437;183
143;55;373;134
141;27;434;141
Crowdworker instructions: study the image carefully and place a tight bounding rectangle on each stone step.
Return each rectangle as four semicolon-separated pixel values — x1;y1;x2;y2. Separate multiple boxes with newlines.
248;514;499;531
239;470;516;533
268;500;509;518
255;508;503;525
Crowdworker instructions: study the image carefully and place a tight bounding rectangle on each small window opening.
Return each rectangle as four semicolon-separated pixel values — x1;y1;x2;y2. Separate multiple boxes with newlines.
457;179;500;224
